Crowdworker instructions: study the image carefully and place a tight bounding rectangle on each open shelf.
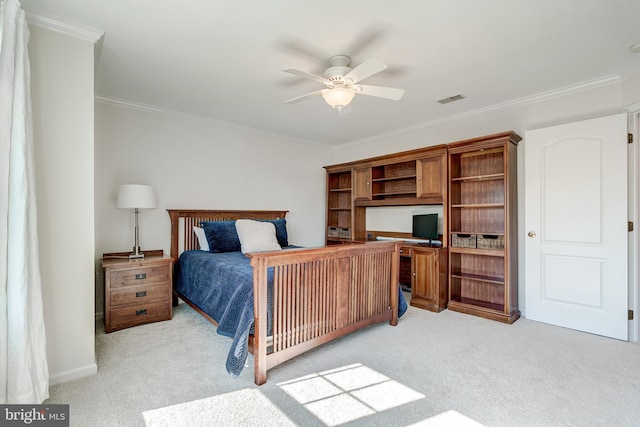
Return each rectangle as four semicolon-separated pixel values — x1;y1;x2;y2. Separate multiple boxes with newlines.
451;173;505;182
372;174;417;182
450;231;504;236
450;272;504;285
448;297;504;313
450;247;504;257
373;191;417;197
451;203;505;209
371;161;418;201
326;236;355;244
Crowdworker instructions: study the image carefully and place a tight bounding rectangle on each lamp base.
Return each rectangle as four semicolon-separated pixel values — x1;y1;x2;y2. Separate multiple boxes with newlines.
129;245;144;259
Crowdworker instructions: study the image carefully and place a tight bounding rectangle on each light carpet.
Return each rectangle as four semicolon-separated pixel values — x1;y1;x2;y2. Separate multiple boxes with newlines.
46;300;640;426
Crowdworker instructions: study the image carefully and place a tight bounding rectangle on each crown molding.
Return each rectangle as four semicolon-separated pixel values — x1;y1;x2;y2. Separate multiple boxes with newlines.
24;9;104;43
339;74;622;150
97;73;621;151
625;101;640;113
94;94;331;149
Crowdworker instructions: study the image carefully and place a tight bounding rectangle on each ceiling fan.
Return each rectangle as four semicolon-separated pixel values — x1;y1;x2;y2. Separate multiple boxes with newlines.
283;55;405;111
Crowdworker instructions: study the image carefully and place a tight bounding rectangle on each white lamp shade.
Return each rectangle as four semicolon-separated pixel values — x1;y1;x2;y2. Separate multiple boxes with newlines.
117;184;157;210
322;87;355;110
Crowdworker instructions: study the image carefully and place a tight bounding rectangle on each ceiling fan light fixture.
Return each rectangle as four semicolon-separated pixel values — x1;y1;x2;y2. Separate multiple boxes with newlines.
322;87;355;111
284;55;403;110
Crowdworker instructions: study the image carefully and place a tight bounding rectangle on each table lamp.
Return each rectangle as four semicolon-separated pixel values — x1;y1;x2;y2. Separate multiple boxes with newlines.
117;184;157;259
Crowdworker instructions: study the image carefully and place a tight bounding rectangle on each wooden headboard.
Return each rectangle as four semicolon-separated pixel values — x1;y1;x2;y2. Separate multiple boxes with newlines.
166;209;289;260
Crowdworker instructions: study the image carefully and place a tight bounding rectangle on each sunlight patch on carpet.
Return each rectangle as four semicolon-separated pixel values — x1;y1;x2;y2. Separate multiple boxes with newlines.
278;363;425;426
409;409;486;426
142;388;295;427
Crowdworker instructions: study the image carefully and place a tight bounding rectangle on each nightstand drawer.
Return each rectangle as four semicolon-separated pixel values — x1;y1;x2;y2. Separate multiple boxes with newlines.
108;264;170;288
110;282;168;306
109;300;171;330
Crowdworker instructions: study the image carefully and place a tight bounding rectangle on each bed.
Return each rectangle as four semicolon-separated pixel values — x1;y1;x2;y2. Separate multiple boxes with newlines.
168;209;405;385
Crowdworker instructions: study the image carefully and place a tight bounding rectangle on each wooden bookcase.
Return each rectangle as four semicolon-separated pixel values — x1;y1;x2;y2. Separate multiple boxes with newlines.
447;132;521;323
324;144;447;245
324;131;521;323
325;167;366;244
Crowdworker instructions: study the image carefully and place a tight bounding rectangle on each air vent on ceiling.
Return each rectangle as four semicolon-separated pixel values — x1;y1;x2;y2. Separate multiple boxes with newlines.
437;94;466;104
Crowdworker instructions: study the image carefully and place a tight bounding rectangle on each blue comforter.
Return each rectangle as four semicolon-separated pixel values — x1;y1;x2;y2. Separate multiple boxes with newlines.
174;249;407;377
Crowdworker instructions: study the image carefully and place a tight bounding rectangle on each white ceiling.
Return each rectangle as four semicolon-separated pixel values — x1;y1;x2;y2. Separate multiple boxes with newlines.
21;0;640;146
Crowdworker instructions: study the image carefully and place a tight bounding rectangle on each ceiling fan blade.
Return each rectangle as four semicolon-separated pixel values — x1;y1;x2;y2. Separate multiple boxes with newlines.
356;84;405;101
278;38;328;62
344;57;387;84
283;68;329;85
283;89;326;104
343;26;386;58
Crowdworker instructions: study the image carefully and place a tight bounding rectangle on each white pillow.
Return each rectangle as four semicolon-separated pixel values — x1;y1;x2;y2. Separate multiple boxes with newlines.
235;219;282;254
193;226;210;251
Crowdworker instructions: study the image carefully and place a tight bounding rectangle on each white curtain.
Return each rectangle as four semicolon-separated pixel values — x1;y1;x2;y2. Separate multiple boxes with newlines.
0;0;49;404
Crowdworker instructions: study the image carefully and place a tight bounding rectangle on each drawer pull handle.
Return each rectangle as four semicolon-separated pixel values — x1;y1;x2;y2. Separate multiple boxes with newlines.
135;273;147;280
135;291;147;298
136;309;147;316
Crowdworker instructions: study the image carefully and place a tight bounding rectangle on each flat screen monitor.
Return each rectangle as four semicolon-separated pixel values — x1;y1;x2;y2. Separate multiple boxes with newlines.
412;213;438;244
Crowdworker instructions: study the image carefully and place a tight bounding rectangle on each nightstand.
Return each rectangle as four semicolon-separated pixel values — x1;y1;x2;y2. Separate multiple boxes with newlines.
102;250;173;333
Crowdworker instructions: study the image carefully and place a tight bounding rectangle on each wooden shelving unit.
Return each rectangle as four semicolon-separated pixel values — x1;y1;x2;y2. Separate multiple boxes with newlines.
447;132;521;323
324;132;522;323
371;161;417;201
324;144;448;245
325;169;359;244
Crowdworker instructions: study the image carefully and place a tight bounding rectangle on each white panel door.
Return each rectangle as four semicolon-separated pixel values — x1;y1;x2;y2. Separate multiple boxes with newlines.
525;113;628;340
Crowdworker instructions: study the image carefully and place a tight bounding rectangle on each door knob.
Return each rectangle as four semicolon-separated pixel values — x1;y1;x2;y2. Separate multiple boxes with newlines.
528;231;536;238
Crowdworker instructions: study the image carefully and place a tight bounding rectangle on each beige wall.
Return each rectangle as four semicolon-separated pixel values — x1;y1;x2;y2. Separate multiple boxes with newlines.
93;101;333;316
29;25;97;384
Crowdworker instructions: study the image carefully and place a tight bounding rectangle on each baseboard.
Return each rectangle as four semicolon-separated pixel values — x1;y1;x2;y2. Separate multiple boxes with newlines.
49;363;98;386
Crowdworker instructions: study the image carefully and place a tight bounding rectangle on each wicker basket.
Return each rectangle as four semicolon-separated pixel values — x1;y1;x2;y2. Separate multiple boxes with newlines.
327;227;339;237
451;233;477;248
477;234;504;250
338;228;351;239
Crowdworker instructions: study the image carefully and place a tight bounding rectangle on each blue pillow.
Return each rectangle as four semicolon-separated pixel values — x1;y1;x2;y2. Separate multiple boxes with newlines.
200;220;241;253
200;218;289;252
264;219;289;247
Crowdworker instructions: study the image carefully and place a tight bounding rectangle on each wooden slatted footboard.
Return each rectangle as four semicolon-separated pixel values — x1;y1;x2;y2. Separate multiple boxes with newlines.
249;241;399;385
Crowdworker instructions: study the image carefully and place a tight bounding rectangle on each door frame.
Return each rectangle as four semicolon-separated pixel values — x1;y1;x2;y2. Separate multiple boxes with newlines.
626;102;640;342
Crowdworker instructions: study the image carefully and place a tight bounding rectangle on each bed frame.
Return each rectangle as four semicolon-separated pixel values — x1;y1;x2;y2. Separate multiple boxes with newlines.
168;209;400;385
